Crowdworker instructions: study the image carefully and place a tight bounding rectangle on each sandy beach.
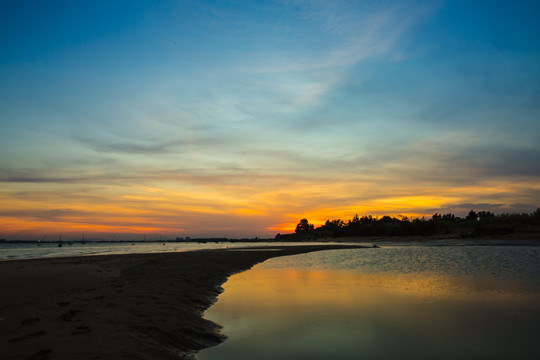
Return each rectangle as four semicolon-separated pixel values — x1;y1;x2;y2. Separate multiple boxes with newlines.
0;245;365;360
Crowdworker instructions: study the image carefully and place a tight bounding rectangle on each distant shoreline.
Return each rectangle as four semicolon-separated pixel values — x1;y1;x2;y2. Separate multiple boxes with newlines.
2;233;539;245
0;244;366;360
0;238;277;244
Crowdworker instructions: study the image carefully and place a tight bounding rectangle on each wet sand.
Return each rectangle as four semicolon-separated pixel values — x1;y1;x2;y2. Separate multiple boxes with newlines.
0;244;365;360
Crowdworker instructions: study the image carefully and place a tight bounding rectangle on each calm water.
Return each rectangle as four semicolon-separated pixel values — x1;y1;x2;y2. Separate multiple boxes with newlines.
198;246;540;360
0;241;340;261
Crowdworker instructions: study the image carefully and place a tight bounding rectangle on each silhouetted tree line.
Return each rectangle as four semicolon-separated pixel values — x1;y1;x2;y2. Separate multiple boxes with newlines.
275;208;540;240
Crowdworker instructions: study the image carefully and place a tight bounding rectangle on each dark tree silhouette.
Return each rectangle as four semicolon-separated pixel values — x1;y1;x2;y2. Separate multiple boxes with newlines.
279;207;540;240
478;211;495;220
295;218;314;234
442;213;457;221
466;210;478;222
319;219;346;236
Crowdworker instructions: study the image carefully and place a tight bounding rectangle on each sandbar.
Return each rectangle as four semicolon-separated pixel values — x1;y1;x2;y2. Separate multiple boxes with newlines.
0;244;365;360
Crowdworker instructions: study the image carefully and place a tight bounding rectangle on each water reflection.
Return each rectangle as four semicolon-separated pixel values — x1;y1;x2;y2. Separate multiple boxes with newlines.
198;247;540;360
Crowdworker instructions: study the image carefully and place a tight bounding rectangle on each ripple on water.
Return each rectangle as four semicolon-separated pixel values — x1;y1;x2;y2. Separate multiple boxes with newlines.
199;246;540;360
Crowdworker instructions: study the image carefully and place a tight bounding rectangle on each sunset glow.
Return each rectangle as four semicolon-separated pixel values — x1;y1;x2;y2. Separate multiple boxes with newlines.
1;1;539;239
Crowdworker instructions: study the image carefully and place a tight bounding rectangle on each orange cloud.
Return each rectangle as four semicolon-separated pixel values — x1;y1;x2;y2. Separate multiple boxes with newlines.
1;171;539;239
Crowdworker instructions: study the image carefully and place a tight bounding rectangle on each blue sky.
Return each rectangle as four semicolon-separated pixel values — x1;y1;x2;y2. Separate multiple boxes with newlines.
1;0;539;239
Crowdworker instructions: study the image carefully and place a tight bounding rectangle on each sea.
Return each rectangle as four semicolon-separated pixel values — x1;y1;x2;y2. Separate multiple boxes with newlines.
197;245;540;360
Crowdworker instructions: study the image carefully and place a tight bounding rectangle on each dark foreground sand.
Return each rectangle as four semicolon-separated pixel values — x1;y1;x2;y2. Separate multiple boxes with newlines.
0;245;366;360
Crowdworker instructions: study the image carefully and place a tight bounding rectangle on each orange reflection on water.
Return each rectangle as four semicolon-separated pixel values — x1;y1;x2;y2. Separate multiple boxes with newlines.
201;265;540;360
216;268;538;311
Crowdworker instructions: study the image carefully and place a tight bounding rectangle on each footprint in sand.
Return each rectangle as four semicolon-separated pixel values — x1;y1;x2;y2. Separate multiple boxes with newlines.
25;349;53;360
21;318;40;326
8;331;46;343
71;325;91;335
59;310;82;322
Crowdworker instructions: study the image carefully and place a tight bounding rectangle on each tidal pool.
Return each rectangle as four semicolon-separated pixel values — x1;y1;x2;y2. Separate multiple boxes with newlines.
198;246;540;359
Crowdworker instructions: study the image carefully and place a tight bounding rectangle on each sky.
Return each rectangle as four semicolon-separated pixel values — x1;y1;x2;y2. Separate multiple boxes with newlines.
1;0;540;239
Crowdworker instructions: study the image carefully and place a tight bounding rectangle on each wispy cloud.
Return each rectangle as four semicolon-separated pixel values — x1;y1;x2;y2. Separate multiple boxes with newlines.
201;1;439;120
75;135;181;154
249;1;437;72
